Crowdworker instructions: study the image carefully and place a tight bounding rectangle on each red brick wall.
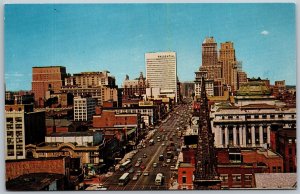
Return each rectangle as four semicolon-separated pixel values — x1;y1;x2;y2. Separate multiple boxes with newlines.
46;127;69;135
6;158;65;181
242;151;283;173
177;166;195;190
270;130;277;151
217;150;230;164
93;111;138;128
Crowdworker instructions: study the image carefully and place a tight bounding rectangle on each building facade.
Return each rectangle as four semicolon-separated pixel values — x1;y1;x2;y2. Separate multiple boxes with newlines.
32;66;67;107
65;71;115;87
61;85;118;106
5;104;46;160
219;42;238;92
73;96;96;121
122;72;148;98
200;37;222;81
145;51;177;102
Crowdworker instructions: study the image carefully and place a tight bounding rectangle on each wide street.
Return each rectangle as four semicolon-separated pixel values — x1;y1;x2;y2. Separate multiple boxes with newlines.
99;102;192;190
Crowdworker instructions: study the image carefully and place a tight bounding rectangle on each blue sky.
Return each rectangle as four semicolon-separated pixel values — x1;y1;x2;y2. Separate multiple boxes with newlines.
4;3;296;91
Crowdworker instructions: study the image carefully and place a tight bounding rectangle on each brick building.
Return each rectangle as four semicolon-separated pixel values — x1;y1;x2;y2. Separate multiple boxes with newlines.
93;110;141;128
6;156;83;190
274;128;297;172
177;147;283;189
32;66;67;107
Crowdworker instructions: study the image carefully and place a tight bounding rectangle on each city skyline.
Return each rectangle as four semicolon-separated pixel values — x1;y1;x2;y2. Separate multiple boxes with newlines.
5;3;296;91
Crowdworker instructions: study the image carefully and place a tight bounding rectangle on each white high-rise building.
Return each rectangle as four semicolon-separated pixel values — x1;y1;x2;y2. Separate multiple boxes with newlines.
145;51;177;102
5;106;26;160
74;96;96;121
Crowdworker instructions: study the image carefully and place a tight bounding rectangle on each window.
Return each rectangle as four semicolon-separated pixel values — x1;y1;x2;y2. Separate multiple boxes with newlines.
272;166;276;172
232;174;241;182
244;174;252;181
220;174;228;183
254;115;259;119
270;115;275;119
262;114;267;119
278;114;283;118
182;177;186;183
278;167;282;173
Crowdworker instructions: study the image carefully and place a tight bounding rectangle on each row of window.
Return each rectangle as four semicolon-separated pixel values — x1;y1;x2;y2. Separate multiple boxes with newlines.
218;114;295;120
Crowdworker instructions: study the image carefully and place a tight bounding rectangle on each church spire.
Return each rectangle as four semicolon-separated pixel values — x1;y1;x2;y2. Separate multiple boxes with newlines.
193;77;221;190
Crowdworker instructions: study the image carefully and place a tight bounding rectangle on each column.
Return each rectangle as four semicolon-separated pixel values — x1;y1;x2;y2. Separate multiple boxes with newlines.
267;125;271;146
233;126;237;146
259;125;263;147
239;126;243;147
242;126;246;147
219;126;223;147
225;126;229;148
251;125;255;147
214;125;220;147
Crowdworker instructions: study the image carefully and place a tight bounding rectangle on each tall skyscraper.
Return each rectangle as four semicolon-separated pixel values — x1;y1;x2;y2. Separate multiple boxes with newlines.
145;51;177;102
32;66;67;107
200;37;221;80
219;42;238;92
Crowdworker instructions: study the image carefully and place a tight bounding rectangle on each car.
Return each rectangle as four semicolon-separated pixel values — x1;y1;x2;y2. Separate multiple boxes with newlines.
137;158;142;162
143;154;147;158
143;171;149;176
135;162;141;167
166;159;171;163
157;139;161;142
128;168;134;173
142;144;146;148
153;162;157;168
162;143;165;146
136;170;142;176
96;185;107;190
140;164;146;170
162;162;167;167
170;165;175;170
132;175;138;180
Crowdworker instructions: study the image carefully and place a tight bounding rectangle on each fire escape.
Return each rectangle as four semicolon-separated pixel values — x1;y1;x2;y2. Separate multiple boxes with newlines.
193;77;221;190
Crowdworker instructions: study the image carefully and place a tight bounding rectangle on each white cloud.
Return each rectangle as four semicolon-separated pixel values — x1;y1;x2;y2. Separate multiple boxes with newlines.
261;30;269;35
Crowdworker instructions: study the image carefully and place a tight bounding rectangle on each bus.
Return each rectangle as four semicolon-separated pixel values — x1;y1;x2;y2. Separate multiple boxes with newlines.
120;160;132;172
118;172;130;186
155;173;164;186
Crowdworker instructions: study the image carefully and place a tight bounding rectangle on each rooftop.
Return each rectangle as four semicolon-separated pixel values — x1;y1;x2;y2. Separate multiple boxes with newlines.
254;173;297;189
6;173;65;191
47;131;102;137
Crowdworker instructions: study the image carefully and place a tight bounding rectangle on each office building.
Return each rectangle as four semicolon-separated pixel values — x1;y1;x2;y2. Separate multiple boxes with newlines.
219;42;238;92
32;66;67;107
5;104;46;160
145;51;177;102
73;96;96;121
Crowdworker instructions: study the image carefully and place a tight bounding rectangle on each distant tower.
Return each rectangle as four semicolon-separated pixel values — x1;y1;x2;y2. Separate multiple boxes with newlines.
193;77;221;190
201;37;219;80
219;41;238;92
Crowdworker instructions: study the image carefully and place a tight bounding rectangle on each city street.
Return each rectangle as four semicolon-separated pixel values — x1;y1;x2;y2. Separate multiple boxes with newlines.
99;103;191;190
